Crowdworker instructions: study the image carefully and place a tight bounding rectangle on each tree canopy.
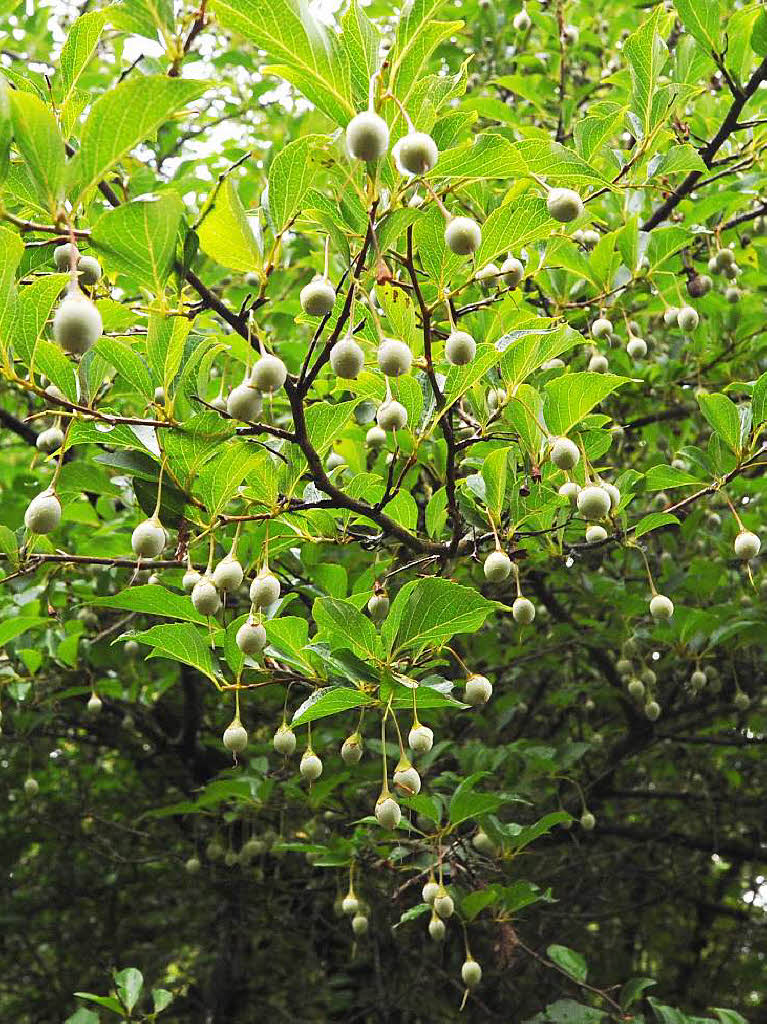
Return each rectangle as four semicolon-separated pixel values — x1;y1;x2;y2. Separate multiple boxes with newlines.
0;0;765;1021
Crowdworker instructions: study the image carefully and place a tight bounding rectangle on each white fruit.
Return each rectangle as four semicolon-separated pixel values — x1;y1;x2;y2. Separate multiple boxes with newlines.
663;307;679;326
582;229;600;248
352;914;369;936
715;248;735;268
251;354;287;392
273;723;297;756
213;556;244;592
487;386;506;411
25;490;61;534
559;481;580;503
342;893;359;916
591;317;613;339
53;242;76;270
408;723;434;754
327;452;345;471
513;7;531;30
393;763;421;795
206;840;224;861
588;354;608;373
726;287;741;303
462;958;482;988
580;811;595;830
433;887;454;918
223;718;248;753
645;700;661;721
367;592;390;621
131;517;166;559
577;485;611;520
445;330;476;365
77;255;102;286
236;619;267;655
422;880;440;904
124;640;140;659
444;216;482;256
375;794;401;829
500;255;524;287
649;593;674;619
476;262;500;282
429;913;446;941
627;337;647;359
300;749;323;780
182;568;201;593
44;383;65;404
677;306;699;331
330;336;365;379
734;690;750;711
87;693;103;714
53;291;102;354
465;673;492;705
627;678;645;700
192;577;221;616
377;338;412;377
227;383;263;421
603;482;620;510
346;111;389;161
341;732;364;764
550;436;580;470
153;386;165;404
185;857;201;874
547;187;584;222
250;571;281;608
690;669;706;688
300;276;335;317
734;530;760;559
366;425;387;447
210;395;228;412
586;524;608;543
483;550;512;582
376;399;408;430
36;426;64;453
562;24;579;45
24;776;39;797
397;131;439;175
512;596;536;625
472;829;497;856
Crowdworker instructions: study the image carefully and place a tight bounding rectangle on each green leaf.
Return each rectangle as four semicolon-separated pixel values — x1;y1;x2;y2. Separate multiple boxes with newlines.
752;9;767;57
449;772;504;826
389;0;462;108
14;273;69;365
644;464;703;490
74;77;206;202
146;313;192;390
197;441;270;514
506;811;571;852
305;399;356;457
152;989;174;1013
74;992;125;1014
65;1009;100;1024
675;0;721;55
547;944;588;983
197;178;261;274
545;372;632;435
541;999;607;1024
33;339;79;402
476;195;552;267
291;685;374;727
313;596;381;662
210;0;355;125
623;9;670;138
9;91;66;212
92;194;183;292
341;0;380;108
481;446;510;517
130;622;220;682
0;617;49;647
697;393;741;451
633;512;680;539
389;577;496;655
95;584;209;625
752;370;767;426
498;321;581;387
712;1011;748;1024
115;968;143;1014
268;135;324;234
433;134;610;186
58;10;107;123
0;75;11;186
620;977;657;1009
95;337;154;400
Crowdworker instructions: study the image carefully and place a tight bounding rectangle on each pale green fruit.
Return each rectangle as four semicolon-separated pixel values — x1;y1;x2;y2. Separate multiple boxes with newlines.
25;490;61;534
580;810;596;831
547;187;584;222
376;399;408;430
465;674;492;706
396;131;438;174
483;550;511;582
550;436;580;470
341;732;364;764
512;596;536;625
375;794;401;829
377;338;412;377
433;887;454;918
53;291;102;354
131;517;165;559
212;556;244;592
500;255;524;287
223;718;248;753
250;354;287;392
577;485;611;520
461;958;482;988
87;693;103;715
734;530;760;560
227;383;263;422
77;254;102;286
367;592;390;621
444;216;482;256
300;276;335;316
273;723;296;756
330;336;365;379
649;594;674;619
300;749;323;780
352;913;369;936
236;620;267;655
250;571;280;608
191;577;221;616
346;111;389;161
445;329;476;365
408;723;434;754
